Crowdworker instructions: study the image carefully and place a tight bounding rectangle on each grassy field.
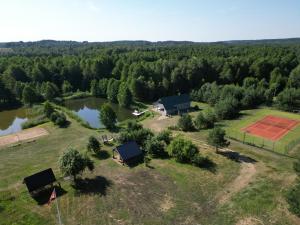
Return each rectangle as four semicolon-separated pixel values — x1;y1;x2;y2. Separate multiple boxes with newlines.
0;106;300;224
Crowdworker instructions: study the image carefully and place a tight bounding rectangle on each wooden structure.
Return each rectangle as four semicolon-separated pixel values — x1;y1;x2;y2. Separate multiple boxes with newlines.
113;141;143;165
23;168;58;195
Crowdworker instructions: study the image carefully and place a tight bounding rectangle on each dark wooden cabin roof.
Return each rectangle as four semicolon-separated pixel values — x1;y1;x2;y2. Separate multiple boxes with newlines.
23;168;56;192
158;94;190;110
115;141;142;161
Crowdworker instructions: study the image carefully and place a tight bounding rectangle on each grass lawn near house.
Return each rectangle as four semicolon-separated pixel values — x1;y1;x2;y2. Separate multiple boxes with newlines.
0;105;300;224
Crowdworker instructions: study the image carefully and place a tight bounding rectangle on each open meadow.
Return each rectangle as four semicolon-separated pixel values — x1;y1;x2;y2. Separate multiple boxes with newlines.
0;109;299;225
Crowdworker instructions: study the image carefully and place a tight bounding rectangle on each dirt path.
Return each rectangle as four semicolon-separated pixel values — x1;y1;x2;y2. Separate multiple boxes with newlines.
216;161;257;205
0;127;49;147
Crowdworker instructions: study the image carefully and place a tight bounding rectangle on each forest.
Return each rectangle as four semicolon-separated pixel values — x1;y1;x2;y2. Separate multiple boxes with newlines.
1;40;300;114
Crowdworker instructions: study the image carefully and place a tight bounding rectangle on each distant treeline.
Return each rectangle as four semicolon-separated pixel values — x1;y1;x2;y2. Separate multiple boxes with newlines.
0;41;300;112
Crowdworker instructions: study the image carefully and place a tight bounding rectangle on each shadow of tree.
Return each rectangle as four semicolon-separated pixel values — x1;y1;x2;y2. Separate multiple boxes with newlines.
197;158;217;173
72;176;112;196
92;150;111;160
32;186;67;205
218;150;257;163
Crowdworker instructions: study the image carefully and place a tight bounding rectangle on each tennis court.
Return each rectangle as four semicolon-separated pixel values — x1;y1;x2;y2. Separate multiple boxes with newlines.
241;115;299;141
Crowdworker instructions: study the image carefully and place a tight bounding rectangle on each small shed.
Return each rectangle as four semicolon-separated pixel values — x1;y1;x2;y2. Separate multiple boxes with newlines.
113;141;143;164
23;168;57;194
153;94;190;116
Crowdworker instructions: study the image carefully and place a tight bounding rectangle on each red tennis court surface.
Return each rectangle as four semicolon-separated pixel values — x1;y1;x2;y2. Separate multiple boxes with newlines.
241;115;299;141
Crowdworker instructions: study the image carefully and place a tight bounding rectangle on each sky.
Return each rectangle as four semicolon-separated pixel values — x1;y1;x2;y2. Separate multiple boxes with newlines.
0;0;299;42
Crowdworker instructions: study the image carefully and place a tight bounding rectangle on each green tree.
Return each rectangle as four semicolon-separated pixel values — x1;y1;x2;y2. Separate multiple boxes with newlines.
44;101;54;117
44;82;59;101
62;81;73;94
22;86;38;105
107;79;120;103
288;65;300;88
117;82;132;108
207;127;230;153
87;136;101;154
194;108;217;130
90;79;99;96
276;88;300;112
167;137;198;163
214;97;240;120
50;112;67;127
99;103;117;130
59;148;94;181
177;114;194;131
156;130;172;145
145;137;165;158
144;154;152;167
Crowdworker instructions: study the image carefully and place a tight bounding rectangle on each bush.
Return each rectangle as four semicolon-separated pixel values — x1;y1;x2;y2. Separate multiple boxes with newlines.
286;183;300;216
194;108;217;130
177;114;194;131
50;112;67;127
87;136;101;154
145;137;165;158
44;101;54;117
156;130;172;145
191;154;212;168
214;97;240;120
167;137;198;163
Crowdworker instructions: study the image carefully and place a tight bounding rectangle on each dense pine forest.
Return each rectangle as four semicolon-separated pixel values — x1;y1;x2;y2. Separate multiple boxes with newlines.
1;40;300;113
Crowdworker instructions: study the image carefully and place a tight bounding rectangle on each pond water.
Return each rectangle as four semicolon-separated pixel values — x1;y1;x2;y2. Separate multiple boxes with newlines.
0;108;31;136
64;97;134;128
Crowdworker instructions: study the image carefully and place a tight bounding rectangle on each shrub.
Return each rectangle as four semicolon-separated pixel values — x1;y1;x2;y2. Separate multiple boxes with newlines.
156;130;172;145
44;101;54;117
167;137;198;163
50;112;67;127
286;183;300;216
21;116;49;129
87;136;101;154
194;108;217;130
177;114;194;131
145;137;165;158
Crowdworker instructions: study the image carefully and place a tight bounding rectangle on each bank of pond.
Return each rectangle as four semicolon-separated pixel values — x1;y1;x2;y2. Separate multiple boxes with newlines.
0;97;134;136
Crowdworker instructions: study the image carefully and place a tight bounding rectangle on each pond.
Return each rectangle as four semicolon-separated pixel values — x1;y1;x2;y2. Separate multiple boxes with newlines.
0;108;32;136
64;97;134;128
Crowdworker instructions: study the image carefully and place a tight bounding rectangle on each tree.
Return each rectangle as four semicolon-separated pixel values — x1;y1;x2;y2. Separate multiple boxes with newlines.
119;120;154;147
87;136;101;154
276;88;300;112
194;108;217;130
44;101;54;117
99;103;117;130
62;80;73;94
207;127;230;153
22;86;38;105
145;137;165;158
50;112;67;127
177;114;194;131
117;82;132;108
107;79;120;103
214;97;240;120
288;65;300;88
59;148;94;181
156;130;172;145
44;82;59;101
90;79;99;96
144;154;152;167
167;137;198;163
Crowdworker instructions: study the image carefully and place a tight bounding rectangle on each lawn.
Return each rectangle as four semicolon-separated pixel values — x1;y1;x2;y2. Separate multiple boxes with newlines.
0;109;300;224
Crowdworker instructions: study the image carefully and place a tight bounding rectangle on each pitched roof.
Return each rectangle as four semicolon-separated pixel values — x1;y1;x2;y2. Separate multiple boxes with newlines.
159;94;190;110
115;141;142;161
23;168;56;192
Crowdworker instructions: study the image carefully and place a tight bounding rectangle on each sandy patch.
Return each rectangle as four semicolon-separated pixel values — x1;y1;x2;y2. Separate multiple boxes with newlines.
0;127;49;147
160;194;174;212
235;217;263;225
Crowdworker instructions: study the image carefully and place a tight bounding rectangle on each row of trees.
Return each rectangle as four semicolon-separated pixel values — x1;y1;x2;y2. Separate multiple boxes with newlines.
1;43;299;111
